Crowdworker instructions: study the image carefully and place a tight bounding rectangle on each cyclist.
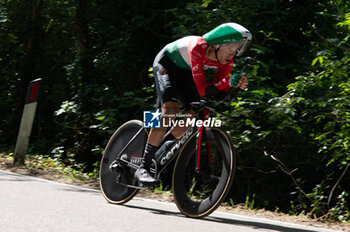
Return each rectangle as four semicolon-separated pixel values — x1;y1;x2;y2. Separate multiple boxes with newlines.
135;22;252;185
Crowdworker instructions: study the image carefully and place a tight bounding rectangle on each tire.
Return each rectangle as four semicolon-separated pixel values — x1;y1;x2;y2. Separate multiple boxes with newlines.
99;120;147;204
172;128;236;218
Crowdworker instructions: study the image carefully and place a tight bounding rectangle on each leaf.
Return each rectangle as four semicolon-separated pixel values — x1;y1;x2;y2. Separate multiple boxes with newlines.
312;56;328;66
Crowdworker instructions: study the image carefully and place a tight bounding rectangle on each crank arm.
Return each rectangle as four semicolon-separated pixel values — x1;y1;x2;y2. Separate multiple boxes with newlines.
117;157;139;170
117;157;157;174
116;182;147;190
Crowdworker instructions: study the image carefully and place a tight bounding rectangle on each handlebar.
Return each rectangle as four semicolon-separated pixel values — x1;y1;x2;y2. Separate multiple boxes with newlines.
190;87;242;107
189;88;244;121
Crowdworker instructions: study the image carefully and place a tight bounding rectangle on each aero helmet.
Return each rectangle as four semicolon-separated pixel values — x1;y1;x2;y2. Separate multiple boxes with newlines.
203;22;252;56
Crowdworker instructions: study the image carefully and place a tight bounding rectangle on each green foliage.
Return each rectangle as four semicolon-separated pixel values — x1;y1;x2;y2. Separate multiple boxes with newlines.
4;152;100;182
279;51;350;220
245;193;256;210
288;52;350;164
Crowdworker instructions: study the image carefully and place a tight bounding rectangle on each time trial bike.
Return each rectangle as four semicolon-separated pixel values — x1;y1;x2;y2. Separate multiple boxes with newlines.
99;100;236;218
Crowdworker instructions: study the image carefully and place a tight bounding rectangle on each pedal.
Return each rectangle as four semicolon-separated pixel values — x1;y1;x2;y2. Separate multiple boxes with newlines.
109;160;123;183
138;181;144;188
109;160;119;173
149;185;156;191
115;171;122;183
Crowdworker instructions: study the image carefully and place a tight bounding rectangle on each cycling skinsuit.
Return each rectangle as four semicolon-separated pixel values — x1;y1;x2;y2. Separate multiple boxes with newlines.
153;36;233;109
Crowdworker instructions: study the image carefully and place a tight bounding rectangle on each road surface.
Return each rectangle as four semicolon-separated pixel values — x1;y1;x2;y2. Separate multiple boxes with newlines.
0;170;341;232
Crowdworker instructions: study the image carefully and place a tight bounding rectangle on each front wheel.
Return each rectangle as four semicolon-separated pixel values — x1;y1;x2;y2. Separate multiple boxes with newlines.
172;128;236;218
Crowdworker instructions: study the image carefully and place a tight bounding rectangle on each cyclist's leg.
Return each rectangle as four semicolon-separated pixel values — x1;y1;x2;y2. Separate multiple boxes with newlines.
135;50;180;184
147;101;179;146
169;110;196;139
170;69;200;139
141;102;178;172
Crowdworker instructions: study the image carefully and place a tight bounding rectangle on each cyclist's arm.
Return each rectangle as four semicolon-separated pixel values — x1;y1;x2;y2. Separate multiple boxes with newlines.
191;60;233;97
190;43;233;97
189;45;210;97
212;64;233;92
203;67;233;97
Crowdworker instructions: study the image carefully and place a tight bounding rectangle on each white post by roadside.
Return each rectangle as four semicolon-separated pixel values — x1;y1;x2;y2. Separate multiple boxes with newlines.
14;78;42;164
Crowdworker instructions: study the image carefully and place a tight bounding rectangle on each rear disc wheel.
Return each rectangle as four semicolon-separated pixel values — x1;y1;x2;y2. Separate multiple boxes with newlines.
99;120;147;204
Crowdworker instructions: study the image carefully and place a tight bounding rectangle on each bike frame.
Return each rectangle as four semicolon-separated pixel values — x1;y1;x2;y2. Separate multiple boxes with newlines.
114;105;215;183
113;87;243;182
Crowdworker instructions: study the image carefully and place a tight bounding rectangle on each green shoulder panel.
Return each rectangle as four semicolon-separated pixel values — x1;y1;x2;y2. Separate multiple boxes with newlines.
164;41;191;70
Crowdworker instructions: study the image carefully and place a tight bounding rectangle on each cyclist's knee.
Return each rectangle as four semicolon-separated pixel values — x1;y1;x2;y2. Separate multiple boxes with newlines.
162;101;179;120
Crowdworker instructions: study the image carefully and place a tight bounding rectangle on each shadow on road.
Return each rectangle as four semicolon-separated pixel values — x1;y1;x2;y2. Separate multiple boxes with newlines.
203;216;321;232
124;203;325;232
60;186;100;194
124;203;182;217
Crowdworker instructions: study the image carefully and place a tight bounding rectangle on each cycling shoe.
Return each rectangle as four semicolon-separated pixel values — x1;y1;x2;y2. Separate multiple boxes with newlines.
134;167;159;187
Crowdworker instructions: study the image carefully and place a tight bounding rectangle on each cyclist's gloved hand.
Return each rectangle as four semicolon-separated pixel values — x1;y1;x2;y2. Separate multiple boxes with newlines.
205;89;233;104
228;74;248;89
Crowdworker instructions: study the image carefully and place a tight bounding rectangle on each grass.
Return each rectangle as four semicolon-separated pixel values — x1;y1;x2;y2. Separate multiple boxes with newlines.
0;152;99;189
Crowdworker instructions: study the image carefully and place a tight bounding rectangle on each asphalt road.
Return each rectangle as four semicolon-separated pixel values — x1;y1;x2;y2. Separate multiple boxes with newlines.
0;170;341;232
